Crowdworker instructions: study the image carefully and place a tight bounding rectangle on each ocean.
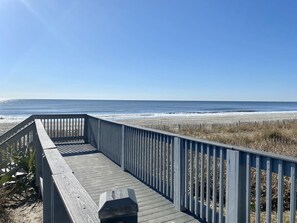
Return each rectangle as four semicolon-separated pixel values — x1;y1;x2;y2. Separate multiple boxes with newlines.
1;99;297;121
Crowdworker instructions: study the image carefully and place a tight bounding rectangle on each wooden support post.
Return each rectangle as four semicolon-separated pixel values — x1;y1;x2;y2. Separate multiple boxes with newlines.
97;119;101;152
173;136;184;211
121;125;125;171
83;116;89;143
51;180;71;223
34;132;41;188
226;150;246;223
42;155;52;223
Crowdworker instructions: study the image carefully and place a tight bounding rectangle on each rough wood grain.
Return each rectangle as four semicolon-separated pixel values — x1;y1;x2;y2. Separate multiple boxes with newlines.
44;149;73;175
52;172;99;223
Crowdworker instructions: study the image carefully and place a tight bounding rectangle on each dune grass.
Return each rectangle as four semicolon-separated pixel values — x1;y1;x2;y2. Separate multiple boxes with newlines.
149;119;297;158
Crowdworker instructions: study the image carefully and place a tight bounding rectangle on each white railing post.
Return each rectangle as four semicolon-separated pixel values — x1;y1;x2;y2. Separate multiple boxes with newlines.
121;125;125;171
226;150;246;222
173;136;183;211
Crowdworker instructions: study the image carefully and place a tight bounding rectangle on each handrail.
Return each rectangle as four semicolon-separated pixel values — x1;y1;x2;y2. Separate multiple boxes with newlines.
34;119;99;223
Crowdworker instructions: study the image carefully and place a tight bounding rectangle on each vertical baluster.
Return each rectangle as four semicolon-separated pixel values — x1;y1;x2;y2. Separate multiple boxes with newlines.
69;118;72;137
137;130;141;178
27;132;30;146
212;147;217;223
137;130;141;179
290;163;296;223
184;140;188;209
162;135;166;194
131;129;135;174
156;133;160;190
148;132;150;184
277;161;284;223
51;119;53;138
189;141;193;213
170;137;174;200
143;131;146;181
77;118;80;137
166;136;169;198
246;154;251;223
141;131;144;181
219;148;224;223
200;143;205;219
140;130;144;180
62;118;64;138
124;126;131;172
195;142;199;216
53;118;56;138
66;118;68;137
146;131;149;183
256;155;261;223
124;127;128;169
76;118;79;137
144;131;147;183
78;118;80;137
75;118;78;137
149;132;152;185
153;133;156;189
58;119;60;137
206;145;211;222
131;128;133;171
266;158;272;223
158;134;162;191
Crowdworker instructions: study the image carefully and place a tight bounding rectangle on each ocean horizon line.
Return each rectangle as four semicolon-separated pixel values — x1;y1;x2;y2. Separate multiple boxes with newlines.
1;98;297;103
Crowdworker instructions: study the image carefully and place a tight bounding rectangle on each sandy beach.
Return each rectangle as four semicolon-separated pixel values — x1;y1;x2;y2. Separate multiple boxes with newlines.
117;111;297;127
1;112;297;135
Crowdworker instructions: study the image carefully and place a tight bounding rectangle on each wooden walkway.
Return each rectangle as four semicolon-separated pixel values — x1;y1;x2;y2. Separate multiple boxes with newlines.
56;143;199;223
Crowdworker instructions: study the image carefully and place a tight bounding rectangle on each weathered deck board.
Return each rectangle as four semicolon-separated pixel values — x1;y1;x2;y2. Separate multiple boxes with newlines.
61;145;199;223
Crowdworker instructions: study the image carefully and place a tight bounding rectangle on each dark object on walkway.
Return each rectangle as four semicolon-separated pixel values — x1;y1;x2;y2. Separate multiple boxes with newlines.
98;188;138;223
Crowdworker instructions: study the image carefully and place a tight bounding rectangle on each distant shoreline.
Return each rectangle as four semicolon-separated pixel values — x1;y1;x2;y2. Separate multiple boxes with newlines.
1;111;297;125
2;111;297;136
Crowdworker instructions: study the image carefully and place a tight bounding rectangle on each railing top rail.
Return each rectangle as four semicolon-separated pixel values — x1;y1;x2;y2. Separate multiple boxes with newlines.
35;119;56;150
35;118;99;222
33;114;88;119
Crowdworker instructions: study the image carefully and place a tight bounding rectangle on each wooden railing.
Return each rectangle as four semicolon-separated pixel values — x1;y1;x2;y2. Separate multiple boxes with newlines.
38;114;86;142
88;115;297;223
99;119;122;165
0;122;35;171
34;119;99;223
1;114;297;223
0;115;35;145
0;115;99;223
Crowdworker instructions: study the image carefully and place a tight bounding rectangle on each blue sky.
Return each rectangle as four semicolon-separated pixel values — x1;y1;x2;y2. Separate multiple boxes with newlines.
0;0;296;101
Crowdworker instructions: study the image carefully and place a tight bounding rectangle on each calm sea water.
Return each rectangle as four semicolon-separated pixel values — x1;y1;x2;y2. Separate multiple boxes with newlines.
1;99;297;120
